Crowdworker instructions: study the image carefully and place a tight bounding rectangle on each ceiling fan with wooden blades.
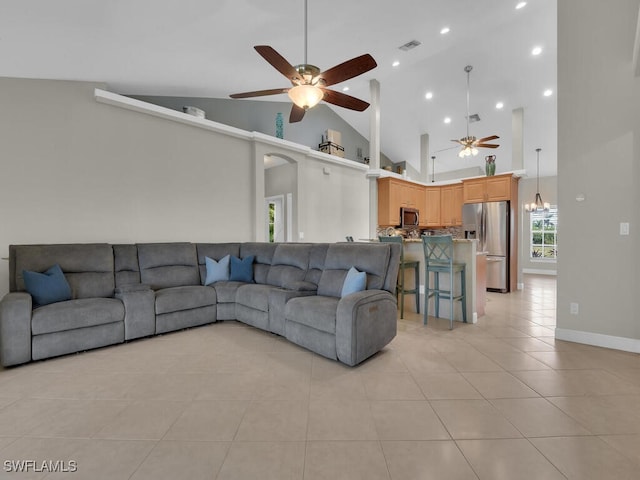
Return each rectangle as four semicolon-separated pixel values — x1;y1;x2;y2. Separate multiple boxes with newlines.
230;0;377;123
452;65;500;157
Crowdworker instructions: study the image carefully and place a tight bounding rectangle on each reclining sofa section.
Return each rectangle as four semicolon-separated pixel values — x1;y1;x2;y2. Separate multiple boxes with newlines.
0;241;400;367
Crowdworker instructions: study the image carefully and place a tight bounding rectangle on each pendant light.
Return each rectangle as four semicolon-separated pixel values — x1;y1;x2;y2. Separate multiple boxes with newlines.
525;148;550;213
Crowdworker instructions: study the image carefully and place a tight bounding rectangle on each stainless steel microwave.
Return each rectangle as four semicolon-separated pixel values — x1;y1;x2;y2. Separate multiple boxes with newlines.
400;207;419;228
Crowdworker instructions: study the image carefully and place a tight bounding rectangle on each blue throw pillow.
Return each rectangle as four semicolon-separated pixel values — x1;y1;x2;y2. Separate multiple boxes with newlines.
204;255;230;285
341;266;366;298
22;264;72;307
230;255;255;283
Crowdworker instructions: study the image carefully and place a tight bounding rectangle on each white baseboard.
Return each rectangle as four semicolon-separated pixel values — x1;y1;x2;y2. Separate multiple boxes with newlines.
555;327;640;354
523;268;557;275
517;282;524;290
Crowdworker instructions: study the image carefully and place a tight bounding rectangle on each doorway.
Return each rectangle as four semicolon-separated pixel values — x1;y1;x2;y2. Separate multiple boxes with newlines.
265;194;292;243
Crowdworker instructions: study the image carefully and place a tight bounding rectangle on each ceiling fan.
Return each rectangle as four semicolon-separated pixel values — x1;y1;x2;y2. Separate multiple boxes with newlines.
229;0;377;123
451;65;500;158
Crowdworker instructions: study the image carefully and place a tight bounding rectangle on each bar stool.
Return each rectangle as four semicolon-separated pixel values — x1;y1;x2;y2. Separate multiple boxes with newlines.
422;235;467;329
379;236;419;319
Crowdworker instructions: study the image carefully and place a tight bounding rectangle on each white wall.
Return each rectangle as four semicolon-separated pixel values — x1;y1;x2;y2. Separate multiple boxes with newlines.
557;0;640;348
0;78;371;296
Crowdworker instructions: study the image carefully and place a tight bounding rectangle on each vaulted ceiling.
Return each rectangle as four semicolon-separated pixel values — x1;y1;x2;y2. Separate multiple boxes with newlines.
0;0;557;176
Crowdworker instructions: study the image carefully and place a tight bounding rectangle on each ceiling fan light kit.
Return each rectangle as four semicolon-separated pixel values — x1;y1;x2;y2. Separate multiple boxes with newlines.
288;84;324;109
230;0;376;123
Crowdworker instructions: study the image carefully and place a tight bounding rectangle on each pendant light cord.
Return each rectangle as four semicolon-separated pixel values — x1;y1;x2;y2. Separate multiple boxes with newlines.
536;148;541;192
303;0;308;65
466;69;470;138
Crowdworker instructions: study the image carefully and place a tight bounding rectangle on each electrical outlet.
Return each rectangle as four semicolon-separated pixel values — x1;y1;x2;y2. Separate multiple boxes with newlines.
570;302;579;315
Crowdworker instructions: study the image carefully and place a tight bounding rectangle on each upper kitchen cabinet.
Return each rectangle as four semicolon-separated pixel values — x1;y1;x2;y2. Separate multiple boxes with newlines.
423;187;441;227
440;184;463;226
377;177;425;227
462;173;518;203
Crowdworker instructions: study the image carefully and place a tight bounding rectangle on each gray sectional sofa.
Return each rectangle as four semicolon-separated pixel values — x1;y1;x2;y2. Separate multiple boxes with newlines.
0;241;400;367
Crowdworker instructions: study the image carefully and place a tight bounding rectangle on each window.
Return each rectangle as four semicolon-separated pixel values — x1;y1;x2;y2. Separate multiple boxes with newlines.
530;206;557;260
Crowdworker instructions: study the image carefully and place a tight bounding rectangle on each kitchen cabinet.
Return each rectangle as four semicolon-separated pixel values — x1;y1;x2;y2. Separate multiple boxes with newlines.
441;184;463;226
423;187;441;227
377;177;425;227
462;174;515;203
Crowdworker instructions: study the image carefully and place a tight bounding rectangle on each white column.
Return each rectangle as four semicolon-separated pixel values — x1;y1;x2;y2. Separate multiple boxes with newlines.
511;107;524;171
420;133;430;182
369;79;381;239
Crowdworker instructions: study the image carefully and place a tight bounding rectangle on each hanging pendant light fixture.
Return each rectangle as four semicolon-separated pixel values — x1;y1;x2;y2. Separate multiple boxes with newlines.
525;148;550;213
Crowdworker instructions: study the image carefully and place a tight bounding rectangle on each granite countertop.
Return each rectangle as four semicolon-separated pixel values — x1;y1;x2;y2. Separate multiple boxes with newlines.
403;238;474;243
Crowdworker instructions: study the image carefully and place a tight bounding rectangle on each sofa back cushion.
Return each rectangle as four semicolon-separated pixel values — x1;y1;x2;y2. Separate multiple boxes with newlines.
266;244;311;288
196;243;241;284
113;244;141;287
239;243;277;285
305;244;329;286
317;243;391;298
10;244;116;299
137;243;199;290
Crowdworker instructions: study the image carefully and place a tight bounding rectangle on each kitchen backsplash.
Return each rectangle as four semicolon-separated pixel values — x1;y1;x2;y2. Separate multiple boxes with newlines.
376;226;463;239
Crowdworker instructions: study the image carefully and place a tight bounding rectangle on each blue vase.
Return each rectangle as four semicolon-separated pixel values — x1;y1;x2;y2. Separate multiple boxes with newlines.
275;113;284;139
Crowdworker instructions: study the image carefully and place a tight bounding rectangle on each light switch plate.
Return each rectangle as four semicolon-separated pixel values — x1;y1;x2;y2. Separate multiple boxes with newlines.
620;222;630;235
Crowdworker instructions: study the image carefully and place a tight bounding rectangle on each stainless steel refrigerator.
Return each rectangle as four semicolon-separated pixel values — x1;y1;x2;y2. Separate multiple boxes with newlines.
462;201;510;292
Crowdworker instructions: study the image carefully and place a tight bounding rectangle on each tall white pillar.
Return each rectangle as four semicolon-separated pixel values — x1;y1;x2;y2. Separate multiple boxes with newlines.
420;133;430;182
512;107;524;171
369;79;381;239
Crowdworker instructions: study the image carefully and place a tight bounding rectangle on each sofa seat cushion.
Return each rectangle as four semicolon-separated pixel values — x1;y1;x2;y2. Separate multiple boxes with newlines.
285;296;340;335
32;298;125;336
236;284;279;312
211;281;246;303
155;286;217;315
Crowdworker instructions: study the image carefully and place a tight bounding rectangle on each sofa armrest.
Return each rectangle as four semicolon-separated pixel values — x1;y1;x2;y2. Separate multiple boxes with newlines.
114;285;156;340
335;290;398;366
0;292;32;366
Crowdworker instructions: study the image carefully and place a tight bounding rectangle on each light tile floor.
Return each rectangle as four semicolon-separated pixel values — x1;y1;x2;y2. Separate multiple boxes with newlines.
1;275;639;479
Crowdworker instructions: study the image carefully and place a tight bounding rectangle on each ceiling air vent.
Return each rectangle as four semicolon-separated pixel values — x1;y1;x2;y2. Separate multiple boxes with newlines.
398;40;422;51
467;113;481;123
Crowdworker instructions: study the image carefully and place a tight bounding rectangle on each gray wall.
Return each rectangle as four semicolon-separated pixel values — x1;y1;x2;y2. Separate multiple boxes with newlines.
0;78;255;296
557;0;640;346
519;176;558;275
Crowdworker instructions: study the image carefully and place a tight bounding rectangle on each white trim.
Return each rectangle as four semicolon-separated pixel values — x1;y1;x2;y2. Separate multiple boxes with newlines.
517;282;524;290
555;327;640;354
523;268;557;275
94;88;369;172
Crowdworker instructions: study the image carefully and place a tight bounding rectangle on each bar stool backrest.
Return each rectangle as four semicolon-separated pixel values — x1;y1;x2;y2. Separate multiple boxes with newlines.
423;235;454;269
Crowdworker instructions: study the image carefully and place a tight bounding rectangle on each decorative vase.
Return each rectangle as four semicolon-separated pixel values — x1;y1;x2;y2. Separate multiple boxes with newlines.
275;112;284;139
485;155;496;176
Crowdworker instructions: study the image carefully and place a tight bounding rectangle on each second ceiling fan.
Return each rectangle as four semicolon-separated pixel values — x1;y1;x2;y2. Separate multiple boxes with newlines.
230;0;377;123
451;65;500;158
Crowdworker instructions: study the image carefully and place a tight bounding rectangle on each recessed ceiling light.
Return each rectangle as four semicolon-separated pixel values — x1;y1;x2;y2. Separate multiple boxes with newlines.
496;102;504;109
543;89;553;97
444;117;452;124
392;60;400;67
532;46;542;56
440;27;450;35
516;1;527;9
342;86;349;92
425;92;433;100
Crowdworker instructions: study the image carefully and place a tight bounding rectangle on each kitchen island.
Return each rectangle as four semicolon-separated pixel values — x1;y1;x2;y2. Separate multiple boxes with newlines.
402;238;480;324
